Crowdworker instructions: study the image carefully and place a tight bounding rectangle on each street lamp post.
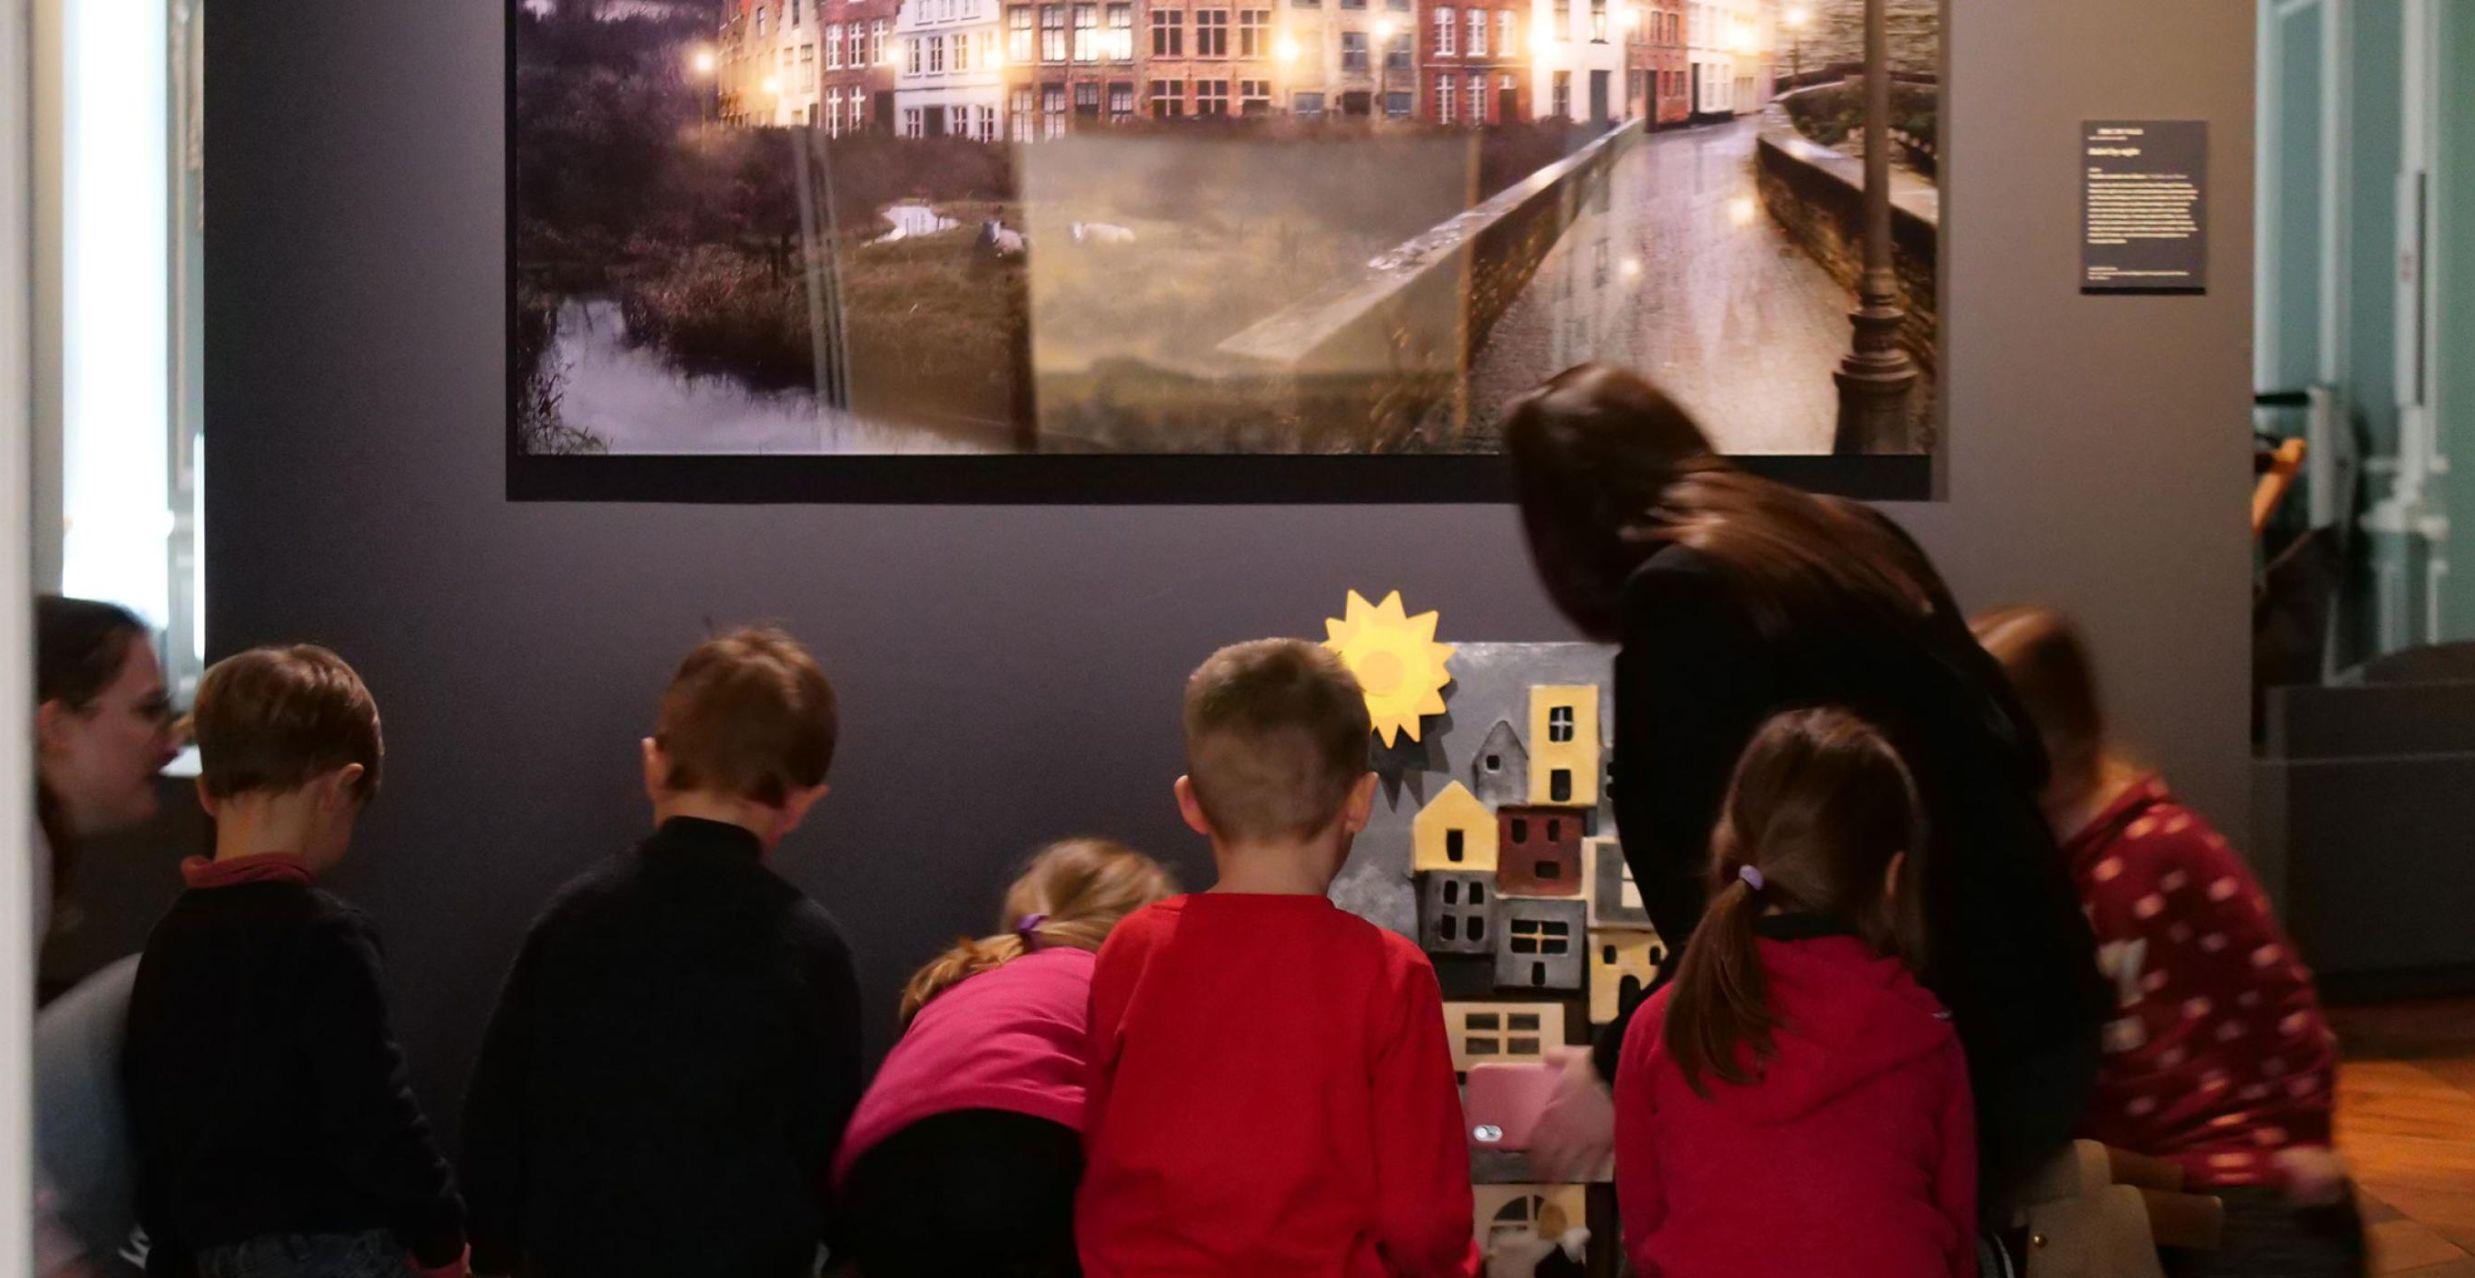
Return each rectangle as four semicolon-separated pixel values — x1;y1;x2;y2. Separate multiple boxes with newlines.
1830;0;1918;452
689;45;718;124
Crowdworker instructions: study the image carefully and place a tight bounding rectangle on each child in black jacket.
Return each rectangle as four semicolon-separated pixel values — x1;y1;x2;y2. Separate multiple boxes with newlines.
124;646;465;1278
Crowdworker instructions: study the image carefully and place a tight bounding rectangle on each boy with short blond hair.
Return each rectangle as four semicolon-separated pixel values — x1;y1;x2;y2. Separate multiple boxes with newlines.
459;627;861;1278
125;645;468;1278
1077;639;1479;1277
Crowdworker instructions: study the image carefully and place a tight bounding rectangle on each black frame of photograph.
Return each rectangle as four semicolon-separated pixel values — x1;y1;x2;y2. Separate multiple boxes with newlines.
501;6;1943;506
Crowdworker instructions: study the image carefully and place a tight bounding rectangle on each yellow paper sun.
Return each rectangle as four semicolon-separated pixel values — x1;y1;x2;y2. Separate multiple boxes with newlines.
1323;589;1455;746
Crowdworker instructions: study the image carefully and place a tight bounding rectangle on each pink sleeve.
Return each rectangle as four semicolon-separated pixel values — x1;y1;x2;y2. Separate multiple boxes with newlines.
1079;924;1143;1142
1371;952;1481;1278
1934;1043;1979;1278
1613;999;1670;1273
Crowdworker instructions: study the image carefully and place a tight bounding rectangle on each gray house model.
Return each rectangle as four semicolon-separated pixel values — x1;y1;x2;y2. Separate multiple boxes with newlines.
1494;897;1586;991
1472;720;1530;807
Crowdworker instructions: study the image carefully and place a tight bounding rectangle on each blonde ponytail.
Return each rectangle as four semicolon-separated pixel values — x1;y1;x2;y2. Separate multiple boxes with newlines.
897;837;1176;1026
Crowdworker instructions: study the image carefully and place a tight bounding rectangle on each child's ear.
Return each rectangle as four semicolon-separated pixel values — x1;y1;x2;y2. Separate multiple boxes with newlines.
1339;772;1378;835
1882;849;1908;906
775;781;830;836
1172;775;1215;839
640;737;666;803
194;777;219;820
326;763;367;809
34;699;70;759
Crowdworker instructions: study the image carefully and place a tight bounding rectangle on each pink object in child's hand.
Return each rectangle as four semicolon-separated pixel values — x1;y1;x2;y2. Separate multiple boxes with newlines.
1466;1060;1562;1151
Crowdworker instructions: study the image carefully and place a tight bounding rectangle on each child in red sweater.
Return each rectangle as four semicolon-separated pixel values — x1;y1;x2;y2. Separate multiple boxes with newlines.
1616;708;1975;1278
1077;639;1479;1278
1977;607;2361;1278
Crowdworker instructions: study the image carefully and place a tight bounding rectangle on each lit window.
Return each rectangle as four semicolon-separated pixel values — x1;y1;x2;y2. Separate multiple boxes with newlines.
1434;6;1455;56
1437;73;1455;122
1073;4;1098;61
1468;8;1486;56
1239;9;1271;57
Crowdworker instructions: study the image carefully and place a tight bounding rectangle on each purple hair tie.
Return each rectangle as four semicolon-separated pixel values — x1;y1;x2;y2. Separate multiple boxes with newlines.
1738;865;1766;893
1016;913;1048;946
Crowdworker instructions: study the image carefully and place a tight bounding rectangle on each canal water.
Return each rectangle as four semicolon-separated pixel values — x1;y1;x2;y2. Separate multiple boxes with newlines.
543;298;997;454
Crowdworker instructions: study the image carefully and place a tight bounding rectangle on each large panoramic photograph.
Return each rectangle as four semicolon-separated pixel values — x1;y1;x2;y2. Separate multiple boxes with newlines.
511;0;1937;467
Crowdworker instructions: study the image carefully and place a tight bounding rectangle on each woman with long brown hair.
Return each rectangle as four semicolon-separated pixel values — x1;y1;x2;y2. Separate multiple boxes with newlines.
1615;709;1974;1278
833;838;1176;1278
1503;365;2105;1233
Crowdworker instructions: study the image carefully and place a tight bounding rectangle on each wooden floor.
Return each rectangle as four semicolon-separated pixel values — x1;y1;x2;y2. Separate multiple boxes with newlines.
2334;999;2475;1275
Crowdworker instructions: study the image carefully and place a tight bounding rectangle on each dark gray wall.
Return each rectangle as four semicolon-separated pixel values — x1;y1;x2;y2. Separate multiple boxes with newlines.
206;1;2255;1125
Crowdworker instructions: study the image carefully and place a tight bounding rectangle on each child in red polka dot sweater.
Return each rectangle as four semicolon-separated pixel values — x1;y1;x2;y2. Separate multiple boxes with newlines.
1978;608;2361;1278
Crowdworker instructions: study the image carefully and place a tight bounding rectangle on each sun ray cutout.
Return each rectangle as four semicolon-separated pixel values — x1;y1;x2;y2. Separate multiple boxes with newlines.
1322;590;1456;746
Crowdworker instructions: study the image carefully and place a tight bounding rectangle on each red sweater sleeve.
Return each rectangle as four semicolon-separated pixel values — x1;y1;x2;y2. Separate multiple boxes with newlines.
1613;994;1670;1274
1369;944;1480;1278
1932;1042;1978;1278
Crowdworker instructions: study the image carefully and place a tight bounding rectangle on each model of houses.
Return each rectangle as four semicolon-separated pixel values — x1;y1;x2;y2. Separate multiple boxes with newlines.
1473;1184;1591;1257
1585;837;1651;929
1527;685;1601;807
1472;719;1529;806
1497;807;1583;896
1495;897;1585;991
1440;1001;1567;1074
1413;781;1500;873
1419;871;1497;955
1588;928;1665;1024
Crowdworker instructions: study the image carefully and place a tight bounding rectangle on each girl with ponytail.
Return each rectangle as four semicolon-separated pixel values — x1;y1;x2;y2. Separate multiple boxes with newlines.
835;838;1174;1278
1614;708;1977;1278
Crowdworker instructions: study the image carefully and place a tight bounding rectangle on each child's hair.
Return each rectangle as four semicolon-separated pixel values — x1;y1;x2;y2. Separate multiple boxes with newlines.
898;838;1177;1025
1971;605;2105;792
1181;639;1371;843
654;627;838;807
1663;707;1927;1096
193;645;384;802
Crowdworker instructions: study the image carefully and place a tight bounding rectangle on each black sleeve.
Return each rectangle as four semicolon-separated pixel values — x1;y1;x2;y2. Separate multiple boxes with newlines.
459;920;551;1276
796;913;865;1236
1592;553;1778;1082
1917;738;2105;1221
300;915;466;1268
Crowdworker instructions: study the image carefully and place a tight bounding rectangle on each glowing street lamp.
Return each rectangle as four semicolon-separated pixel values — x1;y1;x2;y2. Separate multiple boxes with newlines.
686;44;719;124
1783;4;1810;82
1275;33;1302;64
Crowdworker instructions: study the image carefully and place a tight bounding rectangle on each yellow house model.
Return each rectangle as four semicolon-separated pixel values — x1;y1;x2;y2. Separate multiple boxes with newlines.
1589;928;1666;1024
1527;685;1601;807
1413;780;1499;873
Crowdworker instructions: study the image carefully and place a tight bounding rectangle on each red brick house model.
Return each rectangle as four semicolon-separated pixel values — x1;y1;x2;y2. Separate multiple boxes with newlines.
1495;805;1583;896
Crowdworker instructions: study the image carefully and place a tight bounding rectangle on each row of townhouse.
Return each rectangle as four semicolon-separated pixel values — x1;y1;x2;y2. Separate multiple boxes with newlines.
715;0;1774;137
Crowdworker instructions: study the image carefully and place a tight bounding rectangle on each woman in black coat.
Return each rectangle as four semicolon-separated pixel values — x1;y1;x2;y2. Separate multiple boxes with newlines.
1507;365;2107;1221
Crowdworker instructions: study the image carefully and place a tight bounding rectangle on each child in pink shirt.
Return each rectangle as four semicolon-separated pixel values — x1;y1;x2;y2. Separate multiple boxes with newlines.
835;839;1173;1278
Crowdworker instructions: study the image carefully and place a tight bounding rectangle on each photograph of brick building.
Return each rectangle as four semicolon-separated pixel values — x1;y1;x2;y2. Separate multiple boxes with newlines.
1001;0;1137;139
514;0;1937;465
1630;0;1687;125
895;0;1008;138
1417;0;1525;124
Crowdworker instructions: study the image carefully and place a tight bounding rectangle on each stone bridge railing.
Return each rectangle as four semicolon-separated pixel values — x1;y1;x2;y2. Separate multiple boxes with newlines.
1207;122;1634;448
1754;98;1939;379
